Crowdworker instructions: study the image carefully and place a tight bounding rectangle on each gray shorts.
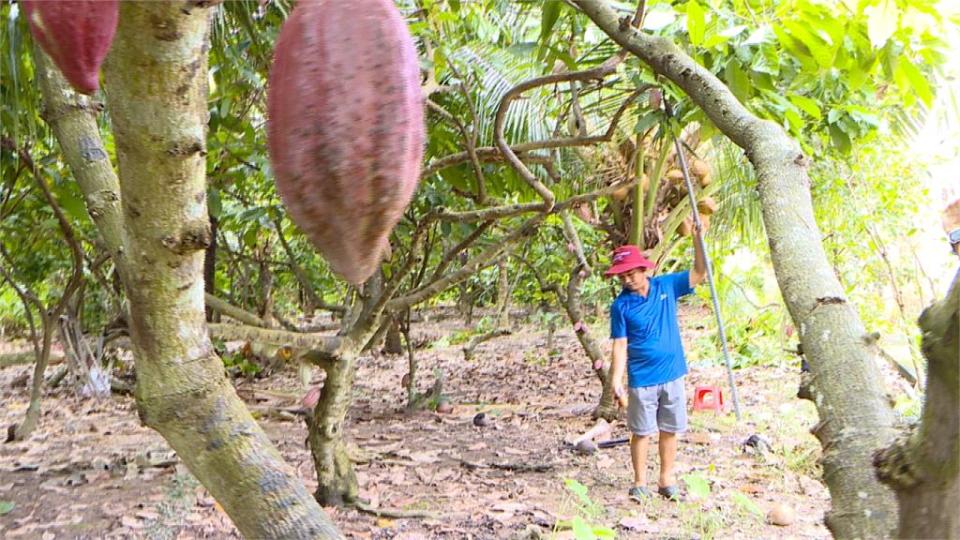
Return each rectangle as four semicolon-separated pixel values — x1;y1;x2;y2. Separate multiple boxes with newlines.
627;376;687;436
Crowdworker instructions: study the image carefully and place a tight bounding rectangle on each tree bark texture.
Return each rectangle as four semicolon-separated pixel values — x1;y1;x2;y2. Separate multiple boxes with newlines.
574;2;898;537
562;266;616;420
875;272;959;539
307;352;360;506
96;3;340;538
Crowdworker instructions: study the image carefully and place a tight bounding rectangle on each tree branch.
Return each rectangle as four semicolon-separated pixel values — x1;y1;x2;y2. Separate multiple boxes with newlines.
208;323;343;358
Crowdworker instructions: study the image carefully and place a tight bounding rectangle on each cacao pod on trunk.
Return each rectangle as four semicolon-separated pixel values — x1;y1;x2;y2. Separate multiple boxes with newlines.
23;0;118;95
267;0;424;284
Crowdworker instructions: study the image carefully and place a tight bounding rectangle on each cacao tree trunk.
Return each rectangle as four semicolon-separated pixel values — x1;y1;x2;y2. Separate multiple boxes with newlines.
560;266;617;420
307;351;361;506
574;2;898;536
31;3;342;537
13;320;55;440
875;272;959;539
495;258;510;328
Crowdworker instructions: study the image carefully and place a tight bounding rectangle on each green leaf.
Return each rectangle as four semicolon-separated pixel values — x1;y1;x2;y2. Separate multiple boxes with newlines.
866;0;899;49
634;110;663;135
724;60;752;102
894;57;934;107
52;184;88;224
828;124;852;153
0;501;14;515
687;1;706;47
682;473;711;499
208;188;222;219
789;95;822;120
731;491;763;517
564;478;592;506
540;1;563;43
571;516;595;540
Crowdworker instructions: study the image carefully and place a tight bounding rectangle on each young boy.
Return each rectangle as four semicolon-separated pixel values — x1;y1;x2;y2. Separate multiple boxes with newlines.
605;231;706;500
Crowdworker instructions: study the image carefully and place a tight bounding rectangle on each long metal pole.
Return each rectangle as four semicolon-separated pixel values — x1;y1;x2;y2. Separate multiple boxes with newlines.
668;117;743;420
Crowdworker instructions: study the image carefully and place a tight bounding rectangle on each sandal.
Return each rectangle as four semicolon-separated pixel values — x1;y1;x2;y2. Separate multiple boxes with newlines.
628;486;652;501
657;484;681;501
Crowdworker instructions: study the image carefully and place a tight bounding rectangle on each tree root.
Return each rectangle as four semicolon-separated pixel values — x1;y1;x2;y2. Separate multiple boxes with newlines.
350;500;438;519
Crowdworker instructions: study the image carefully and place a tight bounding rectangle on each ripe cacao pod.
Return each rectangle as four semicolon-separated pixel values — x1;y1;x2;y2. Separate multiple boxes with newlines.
666;168;685;183
679;217;693;237
267;0;424;284
690;159;710;178
23;0;118;95
612;184;631;201
697;196;718;215
699;173;713;187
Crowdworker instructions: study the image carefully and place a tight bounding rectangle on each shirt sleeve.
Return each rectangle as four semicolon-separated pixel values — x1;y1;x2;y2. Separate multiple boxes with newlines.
668;271;694;298
610;300;627;339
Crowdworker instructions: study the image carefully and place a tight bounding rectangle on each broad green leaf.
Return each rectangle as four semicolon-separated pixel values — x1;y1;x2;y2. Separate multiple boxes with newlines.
783;21;833;68
866;0;899;49
687;1;706;46
732;491;763;517
571;516;594;540
724;59;752;102
564;478;592;506
784;108;804;133
789;95;822;120
593;525;617;538
0;500;14;515
828;124;852;153
52;184;88;224
682;473;711;499
634;110;663;135
894;57;934;107
540;1;562;43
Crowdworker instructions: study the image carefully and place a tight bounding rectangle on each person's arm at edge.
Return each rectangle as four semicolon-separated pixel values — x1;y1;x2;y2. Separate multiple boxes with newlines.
689;226;707;288
610;338;628;407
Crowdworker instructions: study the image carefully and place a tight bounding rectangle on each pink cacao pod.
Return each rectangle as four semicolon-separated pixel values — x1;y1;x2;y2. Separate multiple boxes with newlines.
23;0;118;95
267;0;424;284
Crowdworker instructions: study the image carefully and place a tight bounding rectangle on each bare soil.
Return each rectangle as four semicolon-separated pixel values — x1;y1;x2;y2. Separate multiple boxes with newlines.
0;303;832;539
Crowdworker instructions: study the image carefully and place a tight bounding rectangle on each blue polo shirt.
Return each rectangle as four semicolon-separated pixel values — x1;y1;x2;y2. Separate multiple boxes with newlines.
610;271;693;388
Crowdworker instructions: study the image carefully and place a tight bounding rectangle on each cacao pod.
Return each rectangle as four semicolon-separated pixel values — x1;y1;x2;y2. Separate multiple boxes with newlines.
697;196;718;215
612;184;631;201
23;0;118;94
666;168;685;183
699;173;713;187
699;214;711;231
640;174;650;192
690;159;710;178
267;0;424;284
679;217;693;237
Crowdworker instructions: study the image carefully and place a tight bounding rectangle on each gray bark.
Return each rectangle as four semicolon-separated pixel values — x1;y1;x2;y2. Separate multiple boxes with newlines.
30;2;343;537
875;272;959;539
574;1;898;536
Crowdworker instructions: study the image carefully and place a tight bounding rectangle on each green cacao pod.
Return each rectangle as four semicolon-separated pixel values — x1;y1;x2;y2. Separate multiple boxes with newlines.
267;0;425;284
23;0;118;94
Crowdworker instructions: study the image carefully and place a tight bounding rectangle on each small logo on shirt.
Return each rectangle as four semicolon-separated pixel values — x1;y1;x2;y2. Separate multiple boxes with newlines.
660;293;667;301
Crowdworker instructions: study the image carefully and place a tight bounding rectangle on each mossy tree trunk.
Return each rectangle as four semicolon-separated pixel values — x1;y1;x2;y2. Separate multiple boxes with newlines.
575;2;898;536
875;272;959;539
36;3;341;537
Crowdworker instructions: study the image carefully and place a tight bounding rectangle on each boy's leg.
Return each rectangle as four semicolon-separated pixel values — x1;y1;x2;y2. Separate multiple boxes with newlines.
630;434;650;486
658;431;677;488
627;386;658;493
655;377;688;489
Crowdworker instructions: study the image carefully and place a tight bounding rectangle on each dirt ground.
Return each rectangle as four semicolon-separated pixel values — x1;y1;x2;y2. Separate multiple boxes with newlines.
0;304;833;539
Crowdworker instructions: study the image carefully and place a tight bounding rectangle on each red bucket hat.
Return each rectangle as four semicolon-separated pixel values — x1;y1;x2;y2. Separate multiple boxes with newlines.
604;245;654;277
